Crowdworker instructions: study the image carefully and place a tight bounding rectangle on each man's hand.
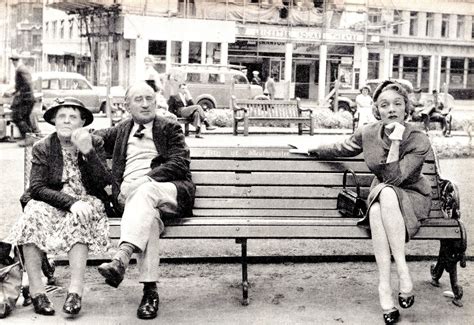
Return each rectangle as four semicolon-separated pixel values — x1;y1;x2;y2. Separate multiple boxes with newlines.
70;200;94;225
288;144;309;155
71;128;93;154
385;122;405;141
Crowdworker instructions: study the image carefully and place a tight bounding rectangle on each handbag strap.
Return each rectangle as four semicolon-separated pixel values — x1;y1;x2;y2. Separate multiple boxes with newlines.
343;169;361;196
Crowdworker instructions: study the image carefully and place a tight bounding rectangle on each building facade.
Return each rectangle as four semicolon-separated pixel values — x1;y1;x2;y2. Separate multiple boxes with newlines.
45;0;473;99
0;0;43;83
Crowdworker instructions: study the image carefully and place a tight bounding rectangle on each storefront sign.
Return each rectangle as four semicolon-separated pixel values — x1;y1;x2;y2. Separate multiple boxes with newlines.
396;43;474;57
237;25;364;43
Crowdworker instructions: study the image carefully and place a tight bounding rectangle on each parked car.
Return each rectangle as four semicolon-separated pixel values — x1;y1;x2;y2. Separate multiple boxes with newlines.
333;78;414;112
31;71;124;113
163;64;267;110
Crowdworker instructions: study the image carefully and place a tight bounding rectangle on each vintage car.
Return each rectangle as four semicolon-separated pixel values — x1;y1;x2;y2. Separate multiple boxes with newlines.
163;64;267;110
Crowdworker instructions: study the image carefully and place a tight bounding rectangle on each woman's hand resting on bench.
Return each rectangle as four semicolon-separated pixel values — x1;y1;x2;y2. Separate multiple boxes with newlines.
288;144;310;155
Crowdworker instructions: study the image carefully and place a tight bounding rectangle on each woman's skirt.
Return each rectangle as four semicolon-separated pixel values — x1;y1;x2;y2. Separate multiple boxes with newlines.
6;194;110;256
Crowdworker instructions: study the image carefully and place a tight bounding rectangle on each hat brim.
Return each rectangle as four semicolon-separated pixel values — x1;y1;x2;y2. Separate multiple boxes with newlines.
43;104;94;126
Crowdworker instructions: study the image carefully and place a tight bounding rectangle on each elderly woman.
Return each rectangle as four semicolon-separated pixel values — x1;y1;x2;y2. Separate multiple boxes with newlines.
7;98;112;317
290;80;432;324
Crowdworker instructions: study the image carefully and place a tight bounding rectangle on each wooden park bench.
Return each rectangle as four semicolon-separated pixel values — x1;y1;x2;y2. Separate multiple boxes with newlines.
24;142;467;307
231;96;314;136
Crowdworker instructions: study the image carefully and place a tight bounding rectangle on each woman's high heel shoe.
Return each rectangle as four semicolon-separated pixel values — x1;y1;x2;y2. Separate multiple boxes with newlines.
398;292;415;309
383;307;400;324
63;292;82;315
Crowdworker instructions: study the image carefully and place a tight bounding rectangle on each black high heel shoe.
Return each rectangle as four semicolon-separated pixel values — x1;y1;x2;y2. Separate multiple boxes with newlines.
398;292;415;309
383;307;400;324
63;292;82;315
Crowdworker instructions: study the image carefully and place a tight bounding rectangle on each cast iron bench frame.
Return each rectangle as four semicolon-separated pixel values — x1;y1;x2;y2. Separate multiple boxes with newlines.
231;96;314;136
24;142;467;307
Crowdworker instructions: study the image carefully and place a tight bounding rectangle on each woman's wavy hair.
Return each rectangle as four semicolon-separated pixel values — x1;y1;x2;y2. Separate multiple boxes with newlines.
372;80;411;120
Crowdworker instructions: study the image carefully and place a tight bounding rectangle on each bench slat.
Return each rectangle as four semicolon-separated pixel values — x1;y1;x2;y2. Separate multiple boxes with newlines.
195;186;439;200
196;186;371;199
190;160;437;174
193;198;442;210
190;209;445;219
189;147;435;162
192;172;439;189
158;226;461;240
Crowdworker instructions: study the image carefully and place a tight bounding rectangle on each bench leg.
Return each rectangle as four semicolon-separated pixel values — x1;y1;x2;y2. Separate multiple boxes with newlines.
184;123;190;137
236;238;249;306
430;235;467;307
243;117;249;137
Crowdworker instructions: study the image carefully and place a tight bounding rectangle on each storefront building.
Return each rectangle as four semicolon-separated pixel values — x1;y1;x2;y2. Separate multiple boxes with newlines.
45;0;474;100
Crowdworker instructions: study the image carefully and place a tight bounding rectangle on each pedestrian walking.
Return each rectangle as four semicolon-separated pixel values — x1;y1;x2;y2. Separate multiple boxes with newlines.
6;54;39;146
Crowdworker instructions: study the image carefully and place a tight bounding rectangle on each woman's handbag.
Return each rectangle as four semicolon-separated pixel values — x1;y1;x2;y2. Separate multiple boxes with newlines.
337;169;367;219
0;242;22;318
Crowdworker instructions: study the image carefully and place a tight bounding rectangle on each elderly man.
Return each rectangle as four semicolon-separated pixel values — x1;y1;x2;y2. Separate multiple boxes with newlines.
95;82;196;319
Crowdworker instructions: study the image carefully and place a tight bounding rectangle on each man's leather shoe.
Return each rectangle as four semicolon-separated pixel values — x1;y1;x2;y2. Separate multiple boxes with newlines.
0;303;12;319
206;125;216;131
98;259;125;288
195;134;204;138
63;292;82;315
32;293;55;316
137;290;159;319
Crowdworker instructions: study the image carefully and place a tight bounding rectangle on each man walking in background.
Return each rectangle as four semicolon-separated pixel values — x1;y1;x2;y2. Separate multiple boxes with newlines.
7;54;38;146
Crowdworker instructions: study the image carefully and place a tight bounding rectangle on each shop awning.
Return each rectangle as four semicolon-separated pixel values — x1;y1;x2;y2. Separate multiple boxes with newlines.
123;15;236;43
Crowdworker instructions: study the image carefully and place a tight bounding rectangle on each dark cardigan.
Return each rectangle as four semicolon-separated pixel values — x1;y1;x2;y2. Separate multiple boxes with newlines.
20;133;113;211
94;115;196;218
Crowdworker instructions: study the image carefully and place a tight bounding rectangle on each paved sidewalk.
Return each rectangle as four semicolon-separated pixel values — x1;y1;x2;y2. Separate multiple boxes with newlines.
6;261;474;324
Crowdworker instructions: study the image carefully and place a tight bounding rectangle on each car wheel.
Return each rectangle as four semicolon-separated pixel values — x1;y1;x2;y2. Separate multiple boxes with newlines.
338;102;351;113
197;99;214;111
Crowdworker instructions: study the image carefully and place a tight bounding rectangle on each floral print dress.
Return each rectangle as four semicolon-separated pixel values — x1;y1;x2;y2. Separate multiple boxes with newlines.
7;148;110;255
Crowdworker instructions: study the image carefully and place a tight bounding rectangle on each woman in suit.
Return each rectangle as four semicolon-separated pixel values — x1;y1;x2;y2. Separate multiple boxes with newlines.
290;80;432;324
7;98;112;317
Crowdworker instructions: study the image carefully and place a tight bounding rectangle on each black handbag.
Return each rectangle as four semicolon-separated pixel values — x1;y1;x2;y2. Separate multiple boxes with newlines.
337;169;367;218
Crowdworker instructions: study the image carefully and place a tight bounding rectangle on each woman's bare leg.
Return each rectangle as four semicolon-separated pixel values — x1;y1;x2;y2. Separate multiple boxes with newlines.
369;202;395;310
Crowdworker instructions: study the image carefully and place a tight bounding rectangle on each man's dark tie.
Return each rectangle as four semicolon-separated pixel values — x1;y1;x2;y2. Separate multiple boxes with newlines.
133;124;146;139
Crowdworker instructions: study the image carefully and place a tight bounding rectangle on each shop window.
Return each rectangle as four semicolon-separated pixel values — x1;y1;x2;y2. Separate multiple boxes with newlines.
409;12;418;36
392;54;400;78
426;13;434;37
392;11;403;35
69;19;74;39
60;20;65;39
52;21;57;39
457;15;464;38
450;58;465;88
441;14;449;38
368;8;382;25
368;53;379;80
468;59;474;88
472;19;474;39
402;56;418;85
189;42;201;64
421;57;430;89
